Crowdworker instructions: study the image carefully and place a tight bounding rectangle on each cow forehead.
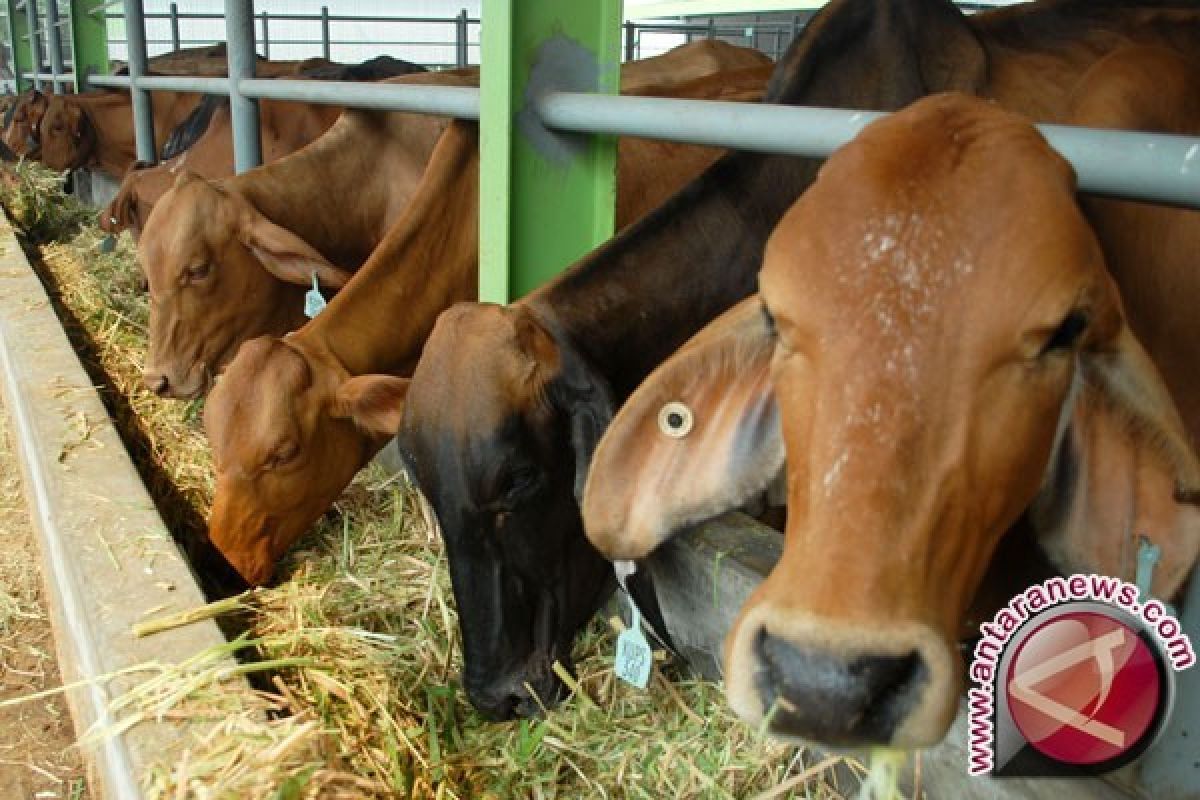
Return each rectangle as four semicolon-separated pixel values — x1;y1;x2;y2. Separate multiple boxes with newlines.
761;96;1085;340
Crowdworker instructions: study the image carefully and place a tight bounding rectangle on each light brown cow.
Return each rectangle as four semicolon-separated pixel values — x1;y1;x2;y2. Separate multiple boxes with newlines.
199;65;768;587
581;91;1200;748
99;98;345;238
139;42;768;400
37;89;203;176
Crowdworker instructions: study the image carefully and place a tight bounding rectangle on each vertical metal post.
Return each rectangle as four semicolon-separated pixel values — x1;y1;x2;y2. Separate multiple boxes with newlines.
258;10;267;60
122;0;155;162
168;2;179;51
455;8;467;68
623;22;634;62
707;16;715;39
480;0;621;302
67;0;107;91
25;0;43;90
225;0;260;172
7;0;33;92
1141;569;1200;798
43;0;65;93
319;5;329;61
750;14;759;53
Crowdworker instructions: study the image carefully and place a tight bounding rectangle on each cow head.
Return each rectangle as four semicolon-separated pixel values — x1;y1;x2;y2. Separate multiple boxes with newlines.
140;172;352;399
2;89;48;158
38;96;96;171
582;94;1200;748
399;303;615;719
203;335;407;585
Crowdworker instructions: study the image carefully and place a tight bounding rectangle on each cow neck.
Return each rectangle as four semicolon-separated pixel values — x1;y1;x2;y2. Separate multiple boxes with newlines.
232;113;408;269
295;121;480;378
525;150;818;401
77;95;137;175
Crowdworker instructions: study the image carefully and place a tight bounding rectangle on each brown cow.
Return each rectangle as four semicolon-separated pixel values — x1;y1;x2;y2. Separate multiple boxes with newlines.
581;87;1200;749
199;66;766;590
37;89;203;176
139;42;768;400
395;0;1200;723
100;98;345;238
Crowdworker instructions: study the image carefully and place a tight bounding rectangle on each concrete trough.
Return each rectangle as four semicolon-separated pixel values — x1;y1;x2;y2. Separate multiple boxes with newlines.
0;211;244;800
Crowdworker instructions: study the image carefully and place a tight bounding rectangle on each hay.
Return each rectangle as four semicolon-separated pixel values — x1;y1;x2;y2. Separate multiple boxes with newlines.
1;162;906;798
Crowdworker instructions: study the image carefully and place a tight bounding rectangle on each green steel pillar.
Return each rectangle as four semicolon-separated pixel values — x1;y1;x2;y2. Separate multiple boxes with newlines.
68;0;108;92
6;0;32;92
480;0;622;302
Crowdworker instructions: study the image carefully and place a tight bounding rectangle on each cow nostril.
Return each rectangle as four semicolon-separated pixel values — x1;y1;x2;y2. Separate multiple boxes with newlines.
144;372;170;397
754;630;927;746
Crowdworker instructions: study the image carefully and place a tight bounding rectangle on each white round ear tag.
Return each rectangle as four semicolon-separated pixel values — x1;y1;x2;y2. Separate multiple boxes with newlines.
657;401;694;438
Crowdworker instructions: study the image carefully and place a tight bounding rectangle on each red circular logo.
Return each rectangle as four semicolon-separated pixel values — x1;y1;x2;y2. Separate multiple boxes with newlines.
1005;611;1162;766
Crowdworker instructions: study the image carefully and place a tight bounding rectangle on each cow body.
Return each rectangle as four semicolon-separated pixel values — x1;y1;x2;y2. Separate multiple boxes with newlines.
397;0;1200;722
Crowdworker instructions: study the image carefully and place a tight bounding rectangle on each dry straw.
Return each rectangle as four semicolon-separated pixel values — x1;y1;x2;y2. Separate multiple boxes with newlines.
2;162;910;799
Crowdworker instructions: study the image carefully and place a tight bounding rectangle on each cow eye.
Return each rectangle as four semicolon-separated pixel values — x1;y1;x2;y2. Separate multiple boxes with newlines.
1040;310;1090;356
494;464;542;508
184;262;211;283
264;441;299;470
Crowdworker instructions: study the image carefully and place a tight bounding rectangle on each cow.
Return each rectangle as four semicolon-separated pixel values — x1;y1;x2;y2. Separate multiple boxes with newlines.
99;98;345;239
197;65;768;591
394;0;1200;723
37;89;204;177
581;85;1200;749
99;57;430;239
138;41;768;400
2;89;50;158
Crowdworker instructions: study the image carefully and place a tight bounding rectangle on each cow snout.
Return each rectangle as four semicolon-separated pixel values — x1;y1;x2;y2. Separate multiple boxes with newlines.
143;371;171;397
753;630;930;747
465;660;565;721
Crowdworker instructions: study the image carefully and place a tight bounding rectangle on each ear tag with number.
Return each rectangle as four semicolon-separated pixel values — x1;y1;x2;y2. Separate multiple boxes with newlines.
613;560;653;689
615;600;653;689
304;271;326;319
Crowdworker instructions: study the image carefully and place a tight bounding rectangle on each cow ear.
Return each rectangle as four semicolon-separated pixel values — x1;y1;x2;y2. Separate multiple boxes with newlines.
331;374;410;437
1031;290;1200;601
582;296;783;561
237;209;353;289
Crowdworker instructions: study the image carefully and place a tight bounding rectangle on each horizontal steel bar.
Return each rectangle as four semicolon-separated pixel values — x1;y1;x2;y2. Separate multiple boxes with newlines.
24;71;76;81
537;92;1200;208
88;74;231;94
104;11;478;24
239;78;480;118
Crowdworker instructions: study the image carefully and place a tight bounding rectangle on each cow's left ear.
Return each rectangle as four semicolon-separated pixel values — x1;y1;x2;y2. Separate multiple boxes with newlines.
238;208;354;289
582;296;783;561
331;374;410;437
1031;282;1200;600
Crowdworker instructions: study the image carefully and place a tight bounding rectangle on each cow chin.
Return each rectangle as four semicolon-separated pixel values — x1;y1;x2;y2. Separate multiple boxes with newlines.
208;498;283;587
723;597;960;749
167;360;212;399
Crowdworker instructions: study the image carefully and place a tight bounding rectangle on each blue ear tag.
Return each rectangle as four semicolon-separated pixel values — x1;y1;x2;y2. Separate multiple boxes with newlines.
613;560;653;689
1136;536;1176;617
304;271;327;319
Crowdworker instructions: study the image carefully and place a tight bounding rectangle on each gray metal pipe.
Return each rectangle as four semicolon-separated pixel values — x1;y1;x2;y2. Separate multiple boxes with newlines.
320;5;330;61
239;78;481;118
43;0;65;93
225;0;262;172
455;8;468;69
25;0;43;91
121;0;156;163
536;92;1200;209
89;73;231;94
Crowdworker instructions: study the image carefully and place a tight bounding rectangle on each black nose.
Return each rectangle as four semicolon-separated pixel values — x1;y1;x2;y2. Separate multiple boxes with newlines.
145;372;170;396
466;665;566;721
754;630;927;746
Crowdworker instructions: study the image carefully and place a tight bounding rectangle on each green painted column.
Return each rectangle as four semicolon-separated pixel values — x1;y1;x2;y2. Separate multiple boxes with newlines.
6;0;32;92
68;0;108;92
480;0;622;302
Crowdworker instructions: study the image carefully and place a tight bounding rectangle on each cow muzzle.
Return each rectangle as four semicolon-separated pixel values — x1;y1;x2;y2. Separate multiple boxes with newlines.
143;360;210;399
465;655;565;721
725;606;959;748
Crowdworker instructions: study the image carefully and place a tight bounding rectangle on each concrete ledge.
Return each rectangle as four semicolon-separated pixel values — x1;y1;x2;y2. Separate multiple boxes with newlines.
0;213;240;799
